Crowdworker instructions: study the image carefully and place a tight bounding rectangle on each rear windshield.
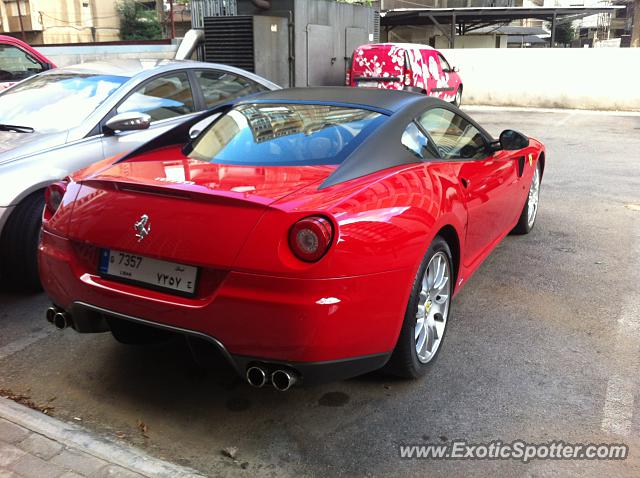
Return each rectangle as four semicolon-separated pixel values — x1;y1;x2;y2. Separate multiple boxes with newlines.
186;103;386;166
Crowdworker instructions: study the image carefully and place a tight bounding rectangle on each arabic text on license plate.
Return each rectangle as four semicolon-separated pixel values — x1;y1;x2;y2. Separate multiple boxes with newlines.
358;81;378;88
99;249;198;295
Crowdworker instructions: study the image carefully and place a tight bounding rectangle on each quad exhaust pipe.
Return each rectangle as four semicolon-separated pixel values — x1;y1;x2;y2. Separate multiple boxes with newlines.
246;366;268;388
246;365;299;391
46;306;73;330
271;369;298;392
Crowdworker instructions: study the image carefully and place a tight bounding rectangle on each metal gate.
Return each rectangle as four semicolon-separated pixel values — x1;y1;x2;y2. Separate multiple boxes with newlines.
192;0;238;28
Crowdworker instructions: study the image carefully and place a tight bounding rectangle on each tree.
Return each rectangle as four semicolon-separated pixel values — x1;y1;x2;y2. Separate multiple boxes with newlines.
554;22;576;46
118;0;163;41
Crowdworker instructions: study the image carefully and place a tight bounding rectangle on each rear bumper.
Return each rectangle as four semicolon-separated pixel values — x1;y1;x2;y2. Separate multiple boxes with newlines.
68;301;391;385
39;230;412;379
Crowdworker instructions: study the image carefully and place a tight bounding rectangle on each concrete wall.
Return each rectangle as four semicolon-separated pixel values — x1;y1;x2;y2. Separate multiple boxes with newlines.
294;0;375;87
440;47;640;111
435;34;507;49
37;44;177;68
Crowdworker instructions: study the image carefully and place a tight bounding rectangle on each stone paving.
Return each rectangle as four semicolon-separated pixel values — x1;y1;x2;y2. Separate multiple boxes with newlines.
0;416;146;478
0;398;204;478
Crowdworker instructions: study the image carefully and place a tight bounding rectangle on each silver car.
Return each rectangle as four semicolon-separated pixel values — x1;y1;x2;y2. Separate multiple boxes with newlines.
0;59;279;289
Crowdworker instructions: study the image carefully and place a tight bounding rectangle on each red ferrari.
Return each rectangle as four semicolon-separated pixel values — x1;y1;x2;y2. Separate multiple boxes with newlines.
39;88;545;390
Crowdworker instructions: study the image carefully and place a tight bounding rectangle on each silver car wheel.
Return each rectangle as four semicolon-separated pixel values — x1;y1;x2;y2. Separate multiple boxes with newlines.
415;251;451;364
527;165;540;228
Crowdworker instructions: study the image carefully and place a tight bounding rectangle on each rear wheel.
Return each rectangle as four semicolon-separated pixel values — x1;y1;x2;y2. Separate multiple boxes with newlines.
0;191;44;291
511;161;541;235
386;236;453;378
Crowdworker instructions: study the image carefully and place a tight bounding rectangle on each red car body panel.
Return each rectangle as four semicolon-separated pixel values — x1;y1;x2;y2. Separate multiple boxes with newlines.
40;142;544;361
38;91;545;383
347;43;461;102
0;35;55;91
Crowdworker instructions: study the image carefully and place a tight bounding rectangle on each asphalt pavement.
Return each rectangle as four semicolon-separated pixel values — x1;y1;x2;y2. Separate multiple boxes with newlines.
1;106;639;477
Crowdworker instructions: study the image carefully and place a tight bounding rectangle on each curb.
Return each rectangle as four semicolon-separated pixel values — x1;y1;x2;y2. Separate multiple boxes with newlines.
0;397;206;478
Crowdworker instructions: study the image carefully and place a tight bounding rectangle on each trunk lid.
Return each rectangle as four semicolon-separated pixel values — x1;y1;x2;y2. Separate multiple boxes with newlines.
67;155;335;269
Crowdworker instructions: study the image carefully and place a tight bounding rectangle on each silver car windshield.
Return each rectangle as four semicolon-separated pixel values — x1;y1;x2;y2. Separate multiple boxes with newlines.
0;73;128;133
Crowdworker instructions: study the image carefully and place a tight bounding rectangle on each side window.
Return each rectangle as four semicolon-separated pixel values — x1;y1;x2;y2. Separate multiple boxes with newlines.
401;122;435;160
0;45;45;82
117;72;195;122
418;108;488;160
195;70;267;109
438;54;451;73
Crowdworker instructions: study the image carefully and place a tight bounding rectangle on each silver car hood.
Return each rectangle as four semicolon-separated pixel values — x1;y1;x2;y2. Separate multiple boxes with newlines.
0;131;68;165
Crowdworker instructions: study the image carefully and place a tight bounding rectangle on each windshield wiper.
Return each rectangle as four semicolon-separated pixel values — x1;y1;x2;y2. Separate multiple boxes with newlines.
0;124;34;133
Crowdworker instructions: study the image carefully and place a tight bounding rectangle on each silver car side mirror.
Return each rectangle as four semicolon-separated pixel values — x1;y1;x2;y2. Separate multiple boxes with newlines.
104;112;151;134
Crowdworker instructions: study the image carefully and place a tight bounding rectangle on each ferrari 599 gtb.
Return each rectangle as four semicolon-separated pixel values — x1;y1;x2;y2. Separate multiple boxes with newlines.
39;87;545;391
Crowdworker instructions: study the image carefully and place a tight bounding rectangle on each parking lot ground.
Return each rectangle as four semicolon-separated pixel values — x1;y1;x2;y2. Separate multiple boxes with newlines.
1;106;640;477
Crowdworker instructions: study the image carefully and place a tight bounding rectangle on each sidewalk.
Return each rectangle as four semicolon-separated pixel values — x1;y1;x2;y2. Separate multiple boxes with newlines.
0;397;205;478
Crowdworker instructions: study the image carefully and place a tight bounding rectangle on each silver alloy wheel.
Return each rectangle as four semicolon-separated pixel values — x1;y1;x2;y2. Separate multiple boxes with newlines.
415;251;451;363
455;89;462;106
527;164;540;228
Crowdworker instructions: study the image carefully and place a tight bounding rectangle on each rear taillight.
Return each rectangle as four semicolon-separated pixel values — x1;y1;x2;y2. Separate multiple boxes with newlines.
289;216;334;262
45;181;68;216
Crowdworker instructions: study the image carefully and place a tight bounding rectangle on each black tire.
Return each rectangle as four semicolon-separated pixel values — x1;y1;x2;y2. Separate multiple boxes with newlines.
451;87;462;107
511;161;541;235
0;191;45;291
385;236;453;378
107;317;172;345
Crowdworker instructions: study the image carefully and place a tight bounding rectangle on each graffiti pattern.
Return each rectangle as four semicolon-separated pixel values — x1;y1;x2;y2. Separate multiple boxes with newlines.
351;44;458;102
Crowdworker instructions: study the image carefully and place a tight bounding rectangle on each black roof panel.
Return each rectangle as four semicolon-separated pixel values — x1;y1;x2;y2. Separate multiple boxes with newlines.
241;86;444;113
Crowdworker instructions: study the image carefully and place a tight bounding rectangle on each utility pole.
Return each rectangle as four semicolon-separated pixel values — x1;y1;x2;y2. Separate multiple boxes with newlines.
169;0;176;39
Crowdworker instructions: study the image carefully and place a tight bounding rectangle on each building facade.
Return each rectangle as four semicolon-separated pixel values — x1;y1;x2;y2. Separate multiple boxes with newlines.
0;0;162;44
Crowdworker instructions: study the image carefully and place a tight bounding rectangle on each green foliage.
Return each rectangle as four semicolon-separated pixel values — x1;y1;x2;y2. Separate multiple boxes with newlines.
554;22;576;45
118;0;163;41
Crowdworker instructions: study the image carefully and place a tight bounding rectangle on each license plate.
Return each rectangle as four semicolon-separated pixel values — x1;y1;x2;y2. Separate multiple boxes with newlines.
357;81;378;88
99;249;198;296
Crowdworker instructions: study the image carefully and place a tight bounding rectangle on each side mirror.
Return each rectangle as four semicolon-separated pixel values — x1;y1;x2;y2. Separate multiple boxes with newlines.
452;66;459;73
103;112;151;135
499;129;529;151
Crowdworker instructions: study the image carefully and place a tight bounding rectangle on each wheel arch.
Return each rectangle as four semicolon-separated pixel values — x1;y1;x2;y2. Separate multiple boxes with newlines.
538;151;545;179
435;224;460;292
0;187;46;239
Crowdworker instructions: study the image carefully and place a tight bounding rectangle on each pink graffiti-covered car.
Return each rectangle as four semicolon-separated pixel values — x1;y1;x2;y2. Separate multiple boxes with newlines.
347;43;462;106
0;35;55;91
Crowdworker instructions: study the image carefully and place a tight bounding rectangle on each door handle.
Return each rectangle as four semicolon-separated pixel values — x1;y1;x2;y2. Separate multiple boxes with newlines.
460;177;470;188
